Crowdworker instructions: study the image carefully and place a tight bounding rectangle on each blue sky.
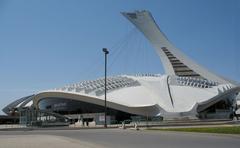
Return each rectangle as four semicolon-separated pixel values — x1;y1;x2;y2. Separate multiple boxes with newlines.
0;0;239;114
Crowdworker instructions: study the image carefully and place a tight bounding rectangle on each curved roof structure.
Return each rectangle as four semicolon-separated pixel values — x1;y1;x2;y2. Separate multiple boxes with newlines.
2;95;34;114
3;10;239;119
3;74;238;118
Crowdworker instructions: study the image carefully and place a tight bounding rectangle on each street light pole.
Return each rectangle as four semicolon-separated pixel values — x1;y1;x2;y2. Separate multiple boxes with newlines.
102;48;109;128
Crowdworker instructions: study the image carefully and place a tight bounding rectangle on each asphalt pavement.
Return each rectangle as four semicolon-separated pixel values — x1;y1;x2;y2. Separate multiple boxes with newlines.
0;128;240;148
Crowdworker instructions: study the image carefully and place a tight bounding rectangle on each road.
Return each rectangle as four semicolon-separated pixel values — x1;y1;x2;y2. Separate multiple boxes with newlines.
0;128;240;148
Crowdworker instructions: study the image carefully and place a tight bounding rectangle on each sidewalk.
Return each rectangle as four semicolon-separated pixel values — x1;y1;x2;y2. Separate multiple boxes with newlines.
0;124;26;129
0;135;102;148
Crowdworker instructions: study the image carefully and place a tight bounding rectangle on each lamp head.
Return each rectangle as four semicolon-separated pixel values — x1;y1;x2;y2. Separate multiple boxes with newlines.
102;48;109;54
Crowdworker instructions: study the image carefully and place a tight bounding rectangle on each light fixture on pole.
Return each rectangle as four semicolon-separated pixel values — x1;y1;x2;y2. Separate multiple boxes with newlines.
102;48;109;128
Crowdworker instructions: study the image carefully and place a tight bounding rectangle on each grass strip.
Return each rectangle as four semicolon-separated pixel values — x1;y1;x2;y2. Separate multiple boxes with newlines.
148;126;240;134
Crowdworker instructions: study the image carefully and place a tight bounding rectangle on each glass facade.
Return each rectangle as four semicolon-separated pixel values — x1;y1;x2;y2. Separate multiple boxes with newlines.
38;97;134;122
198;99;233;119
19;108;69;127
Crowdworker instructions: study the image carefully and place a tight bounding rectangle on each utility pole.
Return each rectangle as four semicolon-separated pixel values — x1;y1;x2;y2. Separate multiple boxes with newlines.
102;48;109;128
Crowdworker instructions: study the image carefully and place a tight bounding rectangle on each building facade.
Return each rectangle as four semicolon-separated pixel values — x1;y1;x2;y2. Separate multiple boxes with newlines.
3;10;240;125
